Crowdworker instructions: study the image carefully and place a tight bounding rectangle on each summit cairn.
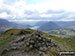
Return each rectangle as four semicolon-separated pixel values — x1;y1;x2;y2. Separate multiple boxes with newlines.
24;31;56;51
1;31;57;56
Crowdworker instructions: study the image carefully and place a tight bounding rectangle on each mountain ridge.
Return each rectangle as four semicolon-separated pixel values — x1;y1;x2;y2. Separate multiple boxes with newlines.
0;19;31;34
38;21;61;31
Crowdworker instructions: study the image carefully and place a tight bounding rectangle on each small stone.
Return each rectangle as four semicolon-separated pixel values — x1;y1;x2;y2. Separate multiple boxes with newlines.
29;45;33;48
27;38;31;41
38;37;41;40
26;42;29;45
43;38;46;41
36;36;39;38
43;47;47;51
47;46;51;48
46;43;50;46
39;47;43;51
12;43;17;46
42;42;45;45
12;47;17;49
30;40;34;43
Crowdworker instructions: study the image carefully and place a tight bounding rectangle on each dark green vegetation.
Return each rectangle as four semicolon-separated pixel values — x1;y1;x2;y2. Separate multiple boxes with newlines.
44;28;75;38
37;21;75;38
0;29;75;56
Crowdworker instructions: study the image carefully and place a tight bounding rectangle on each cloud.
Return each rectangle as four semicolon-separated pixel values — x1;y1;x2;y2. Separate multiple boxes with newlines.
40;14;52;17
0;0;75;22
25;0;75;12
0;12;12;18
9;19;50;22
58;19;75;21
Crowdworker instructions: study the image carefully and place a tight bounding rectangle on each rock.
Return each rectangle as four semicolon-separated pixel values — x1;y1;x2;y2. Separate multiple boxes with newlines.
47;46;51;48
43;47;47;51
26;43;29;46
43;38;46;41
11;47;17;50
30;40;34;43
18;30;31;35
14;36;25;43
1;31;57;55
23;31;56;51
42;42;45;45
39;47;43;51
29;45;33;48
38;37;42;40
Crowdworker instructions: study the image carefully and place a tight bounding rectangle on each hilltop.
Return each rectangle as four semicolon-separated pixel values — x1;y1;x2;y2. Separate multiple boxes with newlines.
0;29;75;56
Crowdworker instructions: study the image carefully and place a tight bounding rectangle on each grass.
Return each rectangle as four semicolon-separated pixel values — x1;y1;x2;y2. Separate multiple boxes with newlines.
0;29;35;50
0;29;75;56
44;29;75;38
43;33;75;56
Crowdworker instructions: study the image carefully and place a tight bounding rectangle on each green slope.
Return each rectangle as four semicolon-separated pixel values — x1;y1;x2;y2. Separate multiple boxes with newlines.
44;29;75;38
0;29;75;56
0;29;35;51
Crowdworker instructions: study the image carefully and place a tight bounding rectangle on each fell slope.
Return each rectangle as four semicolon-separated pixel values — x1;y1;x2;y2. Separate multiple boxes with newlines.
0;29;75;56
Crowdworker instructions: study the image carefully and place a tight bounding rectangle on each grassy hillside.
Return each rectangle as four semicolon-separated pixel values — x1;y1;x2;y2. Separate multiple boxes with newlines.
0;29;75;56
44;29;75;38
0;29;35;50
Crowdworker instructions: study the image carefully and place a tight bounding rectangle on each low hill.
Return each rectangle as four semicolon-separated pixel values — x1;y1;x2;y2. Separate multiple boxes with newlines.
38;22;61;31
0;29;75;56
35;21;48;26
54;21;75;29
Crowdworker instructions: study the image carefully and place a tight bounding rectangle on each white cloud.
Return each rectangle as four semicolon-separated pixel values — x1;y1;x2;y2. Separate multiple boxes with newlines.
9;19;50;22
25;0;75;13
0;0;75;21
58;18;75;21
40;14;52;17
0;0;3;4
0;12;11;18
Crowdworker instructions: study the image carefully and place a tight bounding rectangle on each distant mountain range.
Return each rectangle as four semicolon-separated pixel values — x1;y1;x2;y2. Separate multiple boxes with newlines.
0;19;31;33
54;21;75;28
36;21;75;31
35;21;48;26
35;21;75;38
37;21;61;31
0;19;75;34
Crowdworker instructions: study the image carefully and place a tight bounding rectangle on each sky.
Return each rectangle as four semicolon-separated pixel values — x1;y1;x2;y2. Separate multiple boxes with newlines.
0;0;75;22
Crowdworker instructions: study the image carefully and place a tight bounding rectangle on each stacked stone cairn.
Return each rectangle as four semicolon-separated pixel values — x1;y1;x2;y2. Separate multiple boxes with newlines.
0;31;56;54
24;31;56;51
